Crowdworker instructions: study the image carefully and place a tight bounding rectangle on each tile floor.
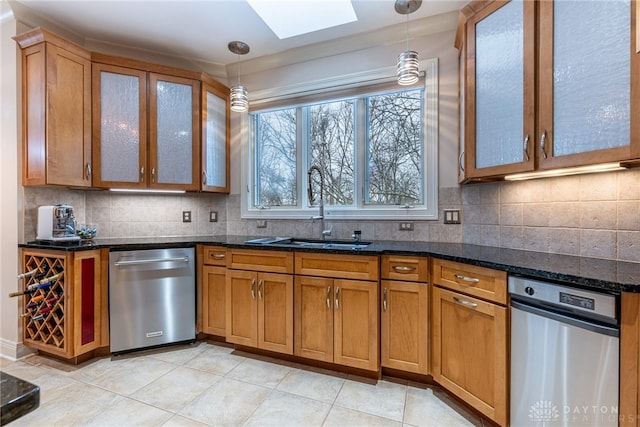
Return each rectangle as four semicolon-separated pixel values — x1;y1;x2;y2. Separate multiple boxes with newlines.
1;341;483;426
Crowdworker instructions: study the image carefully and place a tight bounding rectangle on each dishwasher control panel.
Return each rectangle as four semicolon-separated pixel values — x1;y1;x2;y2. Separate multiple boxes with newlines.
509;276;617;322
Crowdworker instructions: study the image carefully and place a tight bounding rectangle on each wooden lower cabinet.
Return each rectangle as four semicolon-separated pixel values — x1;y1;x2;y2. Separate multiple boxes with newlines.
294;275;378;371
202;265;226;336
226;269;293;354
20;248;108;360
381;280;428;374
431;286;508;426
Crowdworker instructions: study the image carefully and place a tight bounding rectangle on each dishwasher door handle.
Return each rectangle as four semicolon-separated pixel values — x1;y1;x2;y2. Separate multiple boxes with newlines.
114;257;190;266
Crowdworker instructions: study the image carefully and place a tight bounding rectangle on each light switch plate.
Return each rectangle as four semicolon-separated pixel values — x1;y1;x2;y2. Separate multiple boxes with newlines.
443;209;461;224
209;211;218;222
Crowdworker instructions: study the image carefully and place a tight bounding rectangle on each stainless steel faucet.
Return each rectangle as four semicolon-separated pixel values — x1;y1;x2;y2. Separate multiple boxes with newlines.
307;165;332;239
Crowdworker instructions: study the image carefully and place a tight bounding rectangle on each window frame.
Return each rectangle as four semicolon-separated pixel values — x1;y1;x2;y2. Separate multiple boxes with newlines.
241;58;439;220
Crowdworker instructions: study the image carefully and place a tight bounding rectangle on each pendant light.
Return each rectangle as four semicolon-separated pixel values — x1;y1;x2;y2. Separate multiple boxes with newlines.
228;41;250;112
395;0;422;86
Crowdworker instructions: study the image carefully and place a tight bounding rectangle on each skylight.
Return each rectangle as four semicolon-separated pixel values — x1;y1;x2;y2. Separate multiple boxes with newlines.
247;0;358;39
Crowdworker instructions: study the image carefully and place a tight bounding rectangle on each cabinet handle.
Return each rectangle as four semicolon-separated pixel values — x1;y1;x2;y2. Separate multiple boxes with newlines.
523;134;530;161
85;163;92;180
459;151;465;172
212;253;225;259
258;279;263;300
335;287;340;310
453;296;478;308
392;265;416;273
140;166;145;183
454;274;480;283
540;130;548;159
151;167;156;183
326;286;331;309
250;279;256;300
202;171;207;186
383;288;387;312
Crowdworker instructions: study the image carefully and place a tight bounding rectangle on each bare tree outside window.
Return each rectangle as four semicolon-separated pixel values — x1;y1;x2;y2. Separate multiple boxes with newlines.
309;101;355;206
255;108;297;206
251;87;425;210
367;89;423;205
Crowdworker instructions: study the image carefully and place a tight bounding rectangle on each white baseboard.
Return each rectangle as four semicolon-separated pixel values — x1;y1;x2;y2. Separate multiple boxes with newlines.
0;338;35;361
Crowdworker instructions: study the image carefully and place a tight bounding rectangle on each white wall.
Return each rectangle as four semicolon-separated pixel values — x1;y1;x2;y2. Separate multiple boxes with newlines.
0;1;28;360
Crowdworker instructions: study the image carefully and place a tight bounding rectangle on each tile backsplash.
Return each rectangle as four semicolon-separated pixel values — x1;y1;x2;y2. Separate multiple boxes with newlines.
22;167;640;262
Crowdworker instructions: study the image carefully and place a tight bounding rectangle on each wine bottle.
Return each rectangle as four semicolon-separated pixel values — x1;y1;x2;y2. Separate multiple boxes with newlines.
27;272;62;290
8;282;51;297
17;269;38;280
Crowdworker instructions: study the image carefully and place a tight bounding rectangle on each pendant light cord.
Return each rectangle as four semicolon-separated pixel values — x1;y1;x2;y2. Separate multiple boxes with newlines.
405;13;410;52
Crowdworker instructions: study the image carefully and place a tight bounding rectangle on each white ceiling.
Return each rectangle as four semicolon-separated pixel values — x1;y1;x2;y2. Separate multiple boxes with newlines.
9;0;464;72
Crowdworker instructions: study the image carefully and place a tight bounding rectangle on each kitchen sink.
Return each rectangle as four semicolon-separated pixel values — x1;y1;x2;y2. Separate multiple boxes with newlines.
244;237;372;250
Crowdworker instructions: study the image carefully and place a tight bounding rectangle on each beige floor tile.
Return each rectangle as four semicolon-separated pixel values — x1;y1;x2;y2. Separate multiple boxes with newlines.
244;390;331;426
84;395;174;426
334;379;407;422
183;347;244;375
276;369;344;404
131;366;221;413
161;414;211;426
8;382;120;426
66;355;134;384
143;342;208;365
178;377;270;425
88;356;176;395
323;405;402;427
226;358;293;389
403;386;475;427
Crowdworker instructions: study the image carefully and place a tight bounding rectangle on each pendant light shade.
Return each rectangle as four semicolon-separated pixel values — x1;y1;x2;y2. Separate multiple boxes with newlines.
397;50;419;85
230;85;248;112
395;0;422;86
228;41;250;113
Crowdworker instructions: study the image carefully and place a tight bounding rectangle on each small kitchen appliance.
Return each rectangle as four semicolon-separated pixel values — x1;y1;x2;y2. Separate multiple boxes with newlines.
36;205;80;242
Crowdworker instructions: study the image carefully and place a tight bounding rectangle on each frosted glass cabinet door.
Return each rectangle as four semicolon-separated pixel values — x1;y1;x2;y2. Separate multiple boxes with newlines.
201;82;230;193
92;65;147;188
149;73;199;190
538;0;634;168
466;0;535;178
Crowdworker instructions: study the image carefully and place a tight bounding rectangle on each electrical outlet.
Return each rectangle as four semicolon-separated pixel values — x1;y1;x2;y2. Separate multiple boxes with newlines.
182;211;192;223
399;222;414;231
209;211;218;222
443;209;461;224
256;220;267;228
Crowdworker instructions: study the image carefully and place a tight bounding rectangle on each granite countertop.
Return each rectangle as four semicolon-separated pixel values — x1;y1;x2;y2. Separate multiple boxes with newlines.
19;235;640;293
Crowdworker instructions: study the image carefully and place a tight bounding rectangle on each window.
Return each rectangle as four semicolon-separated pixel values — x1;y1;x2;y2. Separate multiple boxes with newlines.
243;59;438;220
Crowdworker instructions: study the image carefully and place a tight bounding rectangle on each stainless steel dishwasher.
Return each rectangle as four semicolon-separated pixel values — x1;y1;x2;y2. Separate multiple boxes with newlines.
109;248;195;353
510;276;619;427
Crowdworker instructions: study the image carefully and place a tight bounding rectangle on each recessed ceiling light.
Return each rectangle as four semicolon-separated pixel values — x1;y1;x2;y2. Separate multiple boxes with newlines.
247;0;357;39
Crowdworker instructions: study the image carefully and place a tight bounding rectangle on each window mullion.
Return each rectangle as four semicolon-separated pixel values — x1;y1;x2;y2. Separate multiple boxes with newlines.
355;98;366;209
299;106;308;209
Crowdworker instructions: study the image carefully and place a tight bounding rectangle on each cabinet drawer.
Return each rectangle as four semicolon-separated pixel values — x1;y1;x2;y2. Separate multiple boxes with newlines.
228;249;293;274
203;246;227;266
431;258;507;305
295;253;379;281
381;255;428;282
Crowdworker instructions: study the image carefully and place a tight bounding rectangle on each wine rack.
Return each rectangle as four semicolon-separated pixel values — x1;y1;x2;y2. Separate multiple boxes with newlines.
21;252;68;354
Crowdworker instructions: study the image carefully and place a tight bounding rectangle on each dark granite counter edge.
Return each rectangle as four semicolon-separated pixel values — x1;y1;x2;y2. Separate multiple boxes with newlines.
19;236;639;293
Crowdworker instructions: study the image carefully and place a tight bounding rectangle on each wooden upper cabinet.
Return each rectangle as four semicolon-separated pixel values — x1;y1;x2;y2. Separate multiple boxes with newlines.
92;57;200;190
15;28;92;187
463;0;536;179
537;0;640;168
92;63;147;188
148;73;200;190
201;77;230;193
460;0;640;180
